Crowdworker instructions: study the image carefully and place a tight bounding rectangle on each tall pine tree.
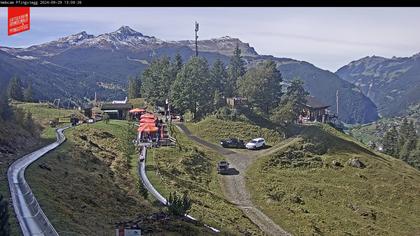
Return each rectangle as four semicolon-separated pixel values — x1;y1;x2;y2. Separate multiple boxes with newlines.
237;60;282;114
271;79;308;124
23;80;33;102
141;57;173;106
227;45;246;97
128;76;142;99
7;76;23;101
382;125;399;156
210;59;228;97
170;57;212;119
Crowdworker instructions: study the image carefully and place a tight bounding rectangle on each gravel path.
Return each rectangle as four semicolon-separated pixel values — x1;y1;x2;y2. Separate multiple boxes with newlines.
176;123;291;236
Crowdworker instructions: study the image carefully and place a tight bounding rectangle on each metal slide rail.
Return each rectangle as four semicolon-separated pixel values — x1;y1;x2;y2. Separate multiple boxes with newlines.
138;146;220;233
8;127;70;236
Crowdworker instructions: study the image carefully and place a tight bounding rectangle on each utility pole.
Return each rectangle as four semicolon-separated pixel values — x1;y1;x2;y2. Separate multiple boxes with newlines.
195;21;199;57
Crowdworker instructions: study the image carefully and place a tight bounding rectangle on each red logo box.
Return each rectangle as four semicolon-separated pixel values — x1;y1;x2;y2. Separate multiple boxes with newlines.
8;7;30;36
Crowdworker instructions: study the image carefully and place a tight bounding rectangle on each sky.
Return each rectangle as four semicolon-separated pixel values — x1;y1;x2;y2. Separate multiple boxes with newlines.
0;7;419;72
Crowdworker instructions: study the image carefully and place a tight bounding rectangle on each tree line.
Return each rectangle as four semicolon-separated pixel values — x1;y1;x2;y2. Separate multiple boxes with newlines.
382;118;419;169
131;45;308;124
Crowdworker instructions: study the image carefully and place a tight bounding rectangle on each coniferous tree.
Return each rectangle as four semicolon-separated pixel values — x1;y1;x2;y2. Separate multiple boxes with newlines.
170;57;213;119
23;81;33;102
141;57;173;106
210;59;228;97
227;45;246;97
398;118;410;149
406;120;417;151
128;76;142;99
166;192;191;216
172;53;183;76
7;76;23;101
271;79;308;124
0;89;13;121
237;60;282;114
382;125;399;156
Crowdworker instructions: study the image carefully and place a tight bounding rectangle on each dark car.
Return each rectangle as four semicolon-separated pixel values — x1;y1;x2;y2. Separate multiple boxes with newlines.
217;161;230;174
220;138;245;148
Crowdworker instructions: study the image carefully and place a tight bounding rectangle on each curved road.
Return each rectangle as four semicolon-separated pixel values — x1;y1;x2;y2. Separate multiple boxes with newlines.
175;123;291;236
8;127;69;236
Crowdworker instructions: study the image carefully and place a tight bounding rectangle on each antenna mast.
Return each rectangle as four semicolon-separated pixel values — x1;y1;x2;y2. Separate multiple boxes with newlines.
195;21;199;57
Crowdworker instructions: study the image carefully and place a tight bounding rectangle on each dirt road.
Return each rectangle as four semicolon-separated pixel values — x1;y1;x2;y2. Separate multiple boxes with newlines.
176;123;290;236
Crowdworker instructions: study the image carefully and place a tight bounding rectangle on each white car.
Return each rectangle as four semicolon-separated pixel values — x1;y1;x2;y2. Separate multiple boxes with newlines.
245;138;266;150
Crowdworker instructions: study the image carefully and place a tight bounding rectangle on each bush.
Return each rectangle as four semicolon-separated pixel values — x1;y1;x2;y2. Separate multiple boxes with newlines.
166;192;192;216
302;142;327;155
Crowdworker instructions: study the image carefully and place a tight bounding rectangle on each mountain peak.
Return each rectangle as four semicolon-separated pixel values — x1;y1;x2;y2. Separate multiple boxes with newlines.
112;26;144;37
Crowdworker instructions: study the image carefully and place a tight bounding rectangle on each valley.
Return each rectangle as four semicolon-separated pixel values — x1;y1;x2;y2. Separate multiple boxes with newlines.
0;15;419;236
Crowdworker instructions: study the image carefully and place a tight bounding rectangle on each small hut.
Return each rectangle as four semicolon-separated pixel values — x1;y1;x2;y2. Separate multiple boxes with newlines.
300;96;331;123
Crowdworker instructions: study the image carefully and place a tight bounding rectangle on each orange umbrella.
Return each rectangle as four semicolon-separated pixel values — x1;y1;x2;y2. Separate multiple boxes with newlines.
141;113;155;119
139;122;155;127
137;122;155;130
129;108;145;113
138;124;158;132
140;118;155;123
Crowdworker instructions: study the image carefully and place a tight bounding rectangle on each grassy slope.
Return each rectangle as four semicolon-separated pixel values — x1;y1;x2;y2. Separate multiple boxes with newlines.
247;124;420;235
15;102;80;127
0;102;79;235
186;117;284;146
186;118;420;235
26;120;213;235
146;126;262;235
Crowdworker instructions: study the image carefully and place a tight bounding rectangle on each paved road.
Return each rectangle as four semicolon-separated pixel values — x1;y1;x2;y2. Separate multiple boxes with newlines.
176;123;291;236
7;127;69;236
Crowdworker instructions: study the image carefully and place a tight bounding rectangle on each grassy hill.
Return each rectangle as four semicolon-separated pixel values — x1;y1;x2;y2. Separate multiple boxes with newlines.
25;120;214;235
145;125;262;235
186;118;420;235
185;117;284;146
247;124;420;235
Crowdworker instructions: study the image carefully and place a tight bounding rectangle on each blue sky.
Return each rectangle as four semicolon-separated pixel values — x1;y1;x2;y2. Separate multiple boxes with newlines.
0;7;419;71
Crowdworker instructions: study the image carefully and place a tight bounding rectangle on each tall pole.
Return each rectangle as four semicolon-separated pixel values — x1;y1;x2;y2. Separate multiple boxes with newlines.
336;89;339;116
195;21;199;57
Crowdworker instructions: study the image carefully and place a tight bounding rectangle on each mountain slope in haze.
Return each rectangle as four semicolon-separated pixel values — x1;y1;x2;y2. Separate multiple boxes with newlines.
336;54;420;117
0;26;378;124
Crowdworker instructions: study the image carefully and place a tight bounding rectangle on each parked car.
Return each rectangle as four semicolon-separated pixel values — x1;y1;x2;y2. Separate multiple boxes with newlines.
245;138;266;150
220;138;245;148
217;160;230;174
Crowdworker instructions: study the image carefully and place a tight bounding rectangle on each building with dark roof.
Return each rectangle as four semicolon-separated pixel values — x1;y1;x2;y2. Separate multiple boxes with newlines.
100;103;133;120
300;96;331;123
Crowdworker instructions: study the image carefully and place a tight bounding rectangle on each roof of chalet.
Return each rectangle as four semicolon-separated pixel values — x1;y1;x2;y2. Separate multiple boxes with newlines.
101;103;133;110
305;96;330;109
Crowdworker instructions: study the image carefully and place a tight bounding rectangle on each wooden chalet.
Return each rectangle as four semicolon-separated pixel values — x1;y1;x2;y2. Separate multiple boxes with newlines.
300;96;331;123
